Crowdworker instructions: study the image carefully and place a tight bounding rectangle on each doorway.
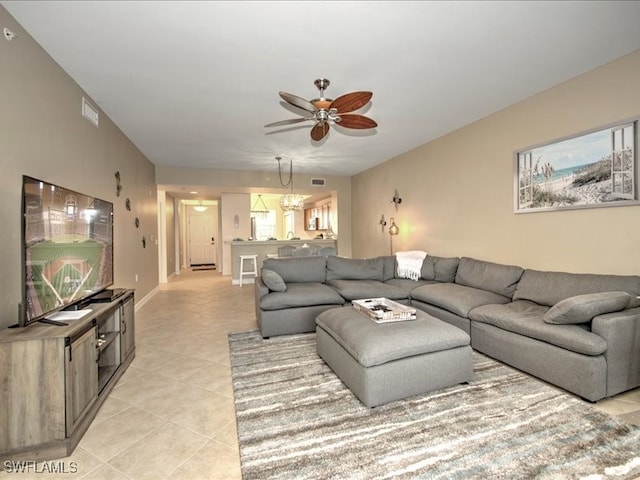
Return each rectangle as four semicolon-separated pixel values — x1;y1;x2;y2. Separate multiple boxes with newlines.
188;209;217;267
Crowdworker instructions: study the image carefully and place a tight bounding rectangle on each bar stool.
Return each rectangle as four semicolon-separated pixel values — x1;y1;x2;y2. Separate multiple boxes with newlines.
239;254;258;287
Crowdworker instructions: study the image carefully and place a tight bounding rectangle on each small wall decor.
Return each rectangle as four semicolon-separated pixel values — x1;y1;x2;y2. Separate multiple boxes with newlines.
515;119;639;213
391;189;402;211
379;214;387;232
125;198;131;211
142;236;146;248
135;217;140;228
115;171;122;197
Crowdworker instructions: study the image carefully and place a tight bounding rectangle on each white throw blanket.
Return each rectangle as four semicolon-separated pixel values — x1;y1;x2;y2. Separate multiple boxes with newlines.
395;250;428;281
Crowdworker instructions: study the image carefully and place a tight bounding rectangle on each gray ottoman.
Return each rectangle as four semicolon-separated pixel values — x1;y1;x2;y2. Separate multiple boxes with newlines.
316;307;473;407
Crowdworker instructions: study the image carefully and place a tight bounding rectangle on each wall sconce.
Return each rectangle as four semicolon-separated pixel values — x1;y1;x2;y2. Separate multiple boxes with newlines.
234;214;240;229
388;217;399;236
388;217;399;254
379;214;387;232
391;189;402;211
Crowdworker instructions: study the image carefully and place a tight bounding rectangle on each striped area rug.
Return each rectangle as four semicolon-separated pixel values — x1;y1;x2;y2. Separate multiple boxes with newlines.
229;330;640;479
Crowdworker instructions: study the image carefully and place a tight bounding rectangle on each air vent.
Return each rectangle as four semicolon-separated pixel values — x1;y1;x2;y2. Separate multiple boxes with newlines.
82;97;99;127
310;178;326;187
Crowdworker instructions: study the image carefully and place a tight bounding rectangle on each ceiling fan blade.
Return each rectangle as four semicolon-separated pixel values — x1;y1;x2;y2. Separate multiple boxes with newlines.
279;91;318;113
330;91;373;113
335;114;377;129
310;122;330;141
264;117;312;127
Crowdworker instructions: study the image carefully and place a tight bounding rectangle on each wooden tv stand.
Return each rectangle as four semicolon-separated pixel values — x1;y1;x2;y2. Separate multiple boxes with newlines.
0;290;135;464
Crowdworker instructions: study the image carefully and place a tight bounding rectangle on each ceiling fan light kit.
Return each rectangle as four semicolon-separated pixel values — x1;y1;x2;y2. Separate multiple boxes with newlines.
265;78;377;141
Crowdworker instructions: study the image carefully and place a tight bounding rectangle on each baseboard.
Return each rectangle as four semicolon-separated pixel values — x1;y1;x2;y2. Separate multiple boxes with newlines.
135;286;159;311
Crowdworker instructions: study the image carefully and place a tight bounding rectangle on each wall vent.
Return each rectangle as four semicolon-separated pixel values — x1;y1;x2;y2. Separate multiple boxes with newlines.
310;178;326;187
82;97;99;127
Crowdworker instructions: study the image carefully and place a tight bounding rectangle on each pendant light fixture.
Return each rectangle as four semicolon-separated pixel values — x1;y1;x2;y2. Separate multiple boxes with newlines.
251;194;270;218
277;156;305;212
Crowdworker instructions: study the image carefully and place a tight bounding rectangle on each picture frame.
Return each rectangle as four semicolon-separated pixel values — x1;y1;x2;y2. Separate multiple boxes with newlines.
514;118;639;213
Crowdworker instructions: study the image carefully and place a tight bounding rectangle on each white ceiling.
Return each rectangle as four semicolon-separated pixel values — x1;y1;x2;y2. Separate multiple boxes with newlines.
4;1;640;179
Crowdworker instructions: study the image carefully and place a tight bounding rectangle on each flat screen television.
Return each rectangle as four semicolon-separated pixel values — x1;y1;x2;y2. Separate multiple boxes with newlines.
20;176;114;326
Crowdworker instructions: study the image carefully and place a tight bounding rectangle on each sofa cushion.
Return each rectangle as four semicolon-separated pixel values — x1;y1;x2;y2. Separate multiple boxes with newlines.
260;283;345;310
455;257;524;299
380;255;396;281
469;300;607;356
384;278;436;298
543;291;631;325
513;269;640;308
326;256;384;281
410;283;511;318
421;256;460;283
262;256;327;283
326;279;406;301
261;269;287;292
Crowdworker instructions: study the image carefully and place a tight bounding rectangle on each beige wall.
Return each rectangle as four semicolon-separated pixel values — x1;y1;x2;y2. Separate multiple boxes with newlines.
165;192;176;277
0;7;158;330
352;50;640;275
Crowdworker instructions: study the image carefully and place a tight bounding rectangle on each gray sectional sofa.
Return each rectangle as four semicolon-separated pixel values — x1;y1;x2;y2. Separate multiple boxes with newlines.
254;254;640;402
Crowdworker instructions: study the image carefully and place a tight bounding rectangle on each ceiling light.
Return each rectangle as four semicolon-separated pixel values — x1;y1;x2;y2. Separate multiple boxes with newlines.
194;200;208;212
280;193;304;212
251;194;269;217
277;156;304;212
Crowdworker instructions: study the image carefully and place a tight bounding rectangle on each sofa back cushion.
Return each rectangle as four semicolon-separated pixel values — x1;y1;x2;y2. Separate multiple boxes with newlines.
455;257;524;299
421;256;459;283
262;256;327;283
380;255;396;281
513;269;640;308
261;269;287;292
543;291;631;324
326;256;384;281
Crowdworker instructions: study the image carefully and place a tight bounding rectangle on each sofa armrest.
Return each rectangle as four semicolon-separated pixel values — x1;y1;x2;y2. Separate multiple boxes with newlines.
254;276;269;298
591;307;640;396
254;277;270;321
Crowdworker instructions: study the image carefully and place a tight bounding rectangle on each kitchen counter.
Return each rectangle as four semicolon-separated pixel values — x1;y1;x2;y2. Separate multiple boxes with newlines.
229;238;337;284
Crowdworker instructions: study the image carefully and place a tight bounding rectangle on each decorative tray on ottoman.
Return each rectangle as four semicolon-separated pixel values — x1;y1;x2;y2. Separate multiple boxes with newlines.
352;298;417;323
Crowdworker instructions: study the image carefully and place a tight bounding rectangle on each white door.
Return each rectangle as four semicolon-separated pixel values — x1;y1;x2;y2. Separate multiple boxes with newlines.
189;213;216;265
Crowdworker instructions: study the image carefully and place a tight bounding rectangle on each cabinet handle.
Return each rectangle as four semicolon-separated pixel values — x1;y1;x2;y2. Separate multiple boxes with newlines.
122;319;127;334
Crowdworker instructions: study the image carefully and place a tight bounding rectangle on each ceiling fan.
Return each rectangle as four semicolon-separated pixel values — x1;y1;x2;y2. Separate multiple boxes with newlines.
265;78;377;141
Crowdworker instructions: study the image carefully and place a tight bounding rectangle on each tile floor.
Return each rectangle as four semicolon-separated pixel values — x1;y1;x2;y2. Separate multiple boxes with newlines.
8;268;640;479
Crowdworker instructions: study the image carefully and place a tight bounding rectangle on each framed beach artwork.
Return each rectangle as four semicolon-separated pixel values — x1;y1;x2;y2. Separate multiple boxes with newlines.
514;119;639;213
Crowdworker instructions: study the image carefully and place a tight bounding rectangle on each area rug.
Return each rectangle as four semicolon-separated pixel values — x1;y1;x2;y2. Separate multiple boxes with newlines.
229;330;640;480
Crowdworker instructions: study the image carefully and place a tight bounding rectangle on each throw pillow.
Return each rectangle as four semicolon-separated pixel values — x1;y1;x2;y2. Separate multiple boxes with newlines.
262;269;287;292
543;291;631;325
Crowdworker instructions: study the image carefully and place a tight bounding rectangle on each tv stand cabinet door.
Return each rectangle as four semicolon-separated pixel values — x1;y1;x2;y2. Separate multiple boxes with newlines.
0;337;67;451
120;294;135;362
65;327;98;435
